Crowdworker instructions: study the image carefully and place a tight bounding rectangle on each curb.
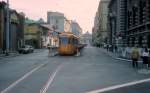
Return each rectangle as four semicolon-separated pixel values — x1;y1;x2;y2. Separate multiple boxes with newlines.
100;49;143;63
115;57;143;63
0;54;20;59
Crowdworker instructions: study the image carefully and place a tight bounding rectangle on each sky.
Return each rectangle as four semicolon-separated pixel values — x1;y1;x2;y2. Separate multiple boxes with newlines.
2;0;100;33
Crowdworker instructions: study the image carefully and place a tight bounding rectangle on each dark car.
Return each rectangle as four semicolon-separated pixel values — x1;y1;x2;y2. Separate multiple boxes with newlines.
18;45;34;54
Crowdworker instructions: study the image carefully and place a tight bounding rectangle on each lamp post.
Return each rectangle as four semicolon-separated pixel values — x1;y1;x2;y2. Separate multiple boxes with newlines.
6;0;10;56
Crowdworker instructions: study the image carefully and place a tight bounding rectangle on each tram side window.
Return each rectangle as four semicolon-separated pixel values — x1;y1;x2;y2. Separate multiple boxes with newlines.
74;39;78;46
60;37;68;45
72;38;75;45
69;38;73;44
72;38;76;45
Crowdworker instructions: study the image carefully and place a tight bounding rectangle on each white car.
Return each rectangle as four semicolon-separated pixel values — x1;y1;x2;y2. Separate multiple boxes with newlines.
18;45;34;54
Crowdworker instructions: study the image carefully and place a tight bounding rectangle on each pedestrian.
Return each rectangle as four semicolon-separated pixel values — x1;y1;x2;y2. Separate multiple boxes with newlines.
114;45;118;53
131;46;140;68
141;48;149;69
47;44;51;56
148;50;150;68
76;47;80;56
108;44;111;51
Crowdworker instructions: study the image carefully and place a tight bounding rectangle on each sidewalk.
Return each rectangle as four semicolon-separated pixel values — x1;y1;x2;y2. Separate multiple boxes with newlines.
99;48;142;62
0;49;55;59
99;48;119;59
99;48;150;74
0;52;19;59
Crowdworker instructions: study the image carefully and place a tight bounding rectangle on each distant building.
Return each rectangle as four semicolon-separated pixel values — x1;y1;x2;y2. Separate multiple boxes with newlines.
47;12;65;32
64;19;71;32
71;21;82;37
92;12;101;46
24;21;50;48
37;18;45;24
81;32;92;45
41;24;59;47
98;0;110;42
92;0;110;46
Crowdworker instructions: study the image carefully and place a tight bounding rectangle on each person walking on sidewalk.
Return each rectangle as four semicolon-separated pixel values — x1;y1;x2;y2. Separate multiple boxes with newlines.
141;48;149;69
148;50;150;68
47;44;51;56
131;46;140;68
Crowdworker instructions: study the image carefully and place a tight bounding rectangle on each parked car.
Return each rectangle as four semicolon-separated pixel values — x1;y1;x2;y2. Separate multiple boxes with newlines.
18;45;34;54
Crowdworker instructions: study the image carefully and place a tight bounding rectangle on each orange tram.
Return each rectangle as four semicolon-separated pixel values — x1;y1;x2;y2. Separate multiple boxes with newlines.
58;32;80;55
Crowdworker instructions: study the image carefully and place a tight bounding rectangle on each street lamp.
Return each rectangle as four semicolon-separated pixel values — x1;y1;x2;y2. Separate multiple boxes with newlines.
5;0;10;55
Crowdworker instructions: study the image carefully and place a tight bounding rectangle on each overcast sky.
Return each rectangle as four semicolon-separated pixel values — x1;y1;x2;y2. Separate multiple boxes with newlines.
2;0;100;33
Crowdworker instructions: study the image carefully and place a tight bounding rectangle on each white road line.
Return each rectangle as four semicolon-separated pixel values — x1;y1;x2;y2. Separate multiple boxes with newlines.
115;58;132;62
87;78;150;93
116;57;143;63
1;63;46;93
40;64;63;93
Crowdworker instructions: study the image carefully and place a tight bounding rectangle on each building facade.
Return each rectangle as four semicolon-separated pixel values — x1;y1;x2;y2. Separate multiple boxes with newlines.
108;0;127;49
9;10;25;51
92;12;100;46
17;12;25;49
98;0;110;43
108;0;150;48
40;24;53;48
24;23;43;48
71;21;82;37
47;12;65;33
81;32;92;45
10;10;18;52
0;2;6;53
106;0;150;58
0;1;25;53
92;0;110;47
126;0;150;48
64;19;71;32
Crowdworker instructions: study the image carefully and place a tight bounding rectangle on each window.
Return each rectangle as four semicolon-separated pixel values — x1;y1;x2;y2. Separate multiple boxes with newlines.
59;37;68;45
69;38;72;44
74;38;78;46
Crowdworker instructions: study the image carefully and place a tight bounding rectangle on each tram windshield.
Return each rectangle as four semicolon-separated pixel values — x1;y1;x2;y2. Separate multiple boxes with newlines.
59;37;68;45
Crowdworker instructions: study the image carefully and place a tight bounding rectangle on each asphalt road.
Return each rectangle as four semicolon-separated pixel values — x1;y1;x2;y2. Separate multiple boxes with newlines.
0;46;150;93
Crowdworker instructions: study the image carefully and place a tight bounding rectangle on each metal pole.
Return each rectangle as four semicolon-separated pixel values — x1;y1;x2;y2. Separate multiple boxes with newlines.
6;0;10;56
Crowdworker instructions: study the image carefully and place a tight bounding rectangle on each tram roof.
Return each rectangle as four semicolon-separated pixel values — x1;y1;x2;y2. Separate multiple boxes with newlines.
59;32;79;38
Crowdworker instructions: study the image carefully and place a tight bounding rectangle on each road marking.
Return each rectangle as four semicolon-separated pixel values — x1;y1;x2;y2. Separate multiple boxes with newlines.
87;78;150;93
116;57;142;63
1;63;46;93
138;69;150;74
115;58;132;62
40;64;63;93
